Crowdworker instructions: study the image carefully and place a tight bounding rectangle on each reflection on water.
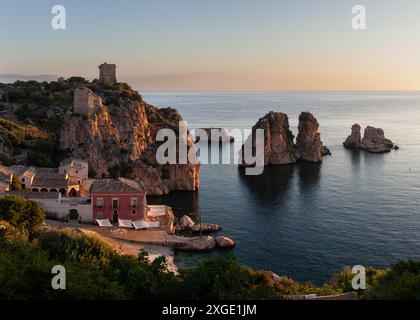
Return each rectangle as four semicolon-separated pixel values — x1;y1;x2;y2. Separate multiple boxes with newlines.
238;165;295;202
148;191;199;217
297;162;321;192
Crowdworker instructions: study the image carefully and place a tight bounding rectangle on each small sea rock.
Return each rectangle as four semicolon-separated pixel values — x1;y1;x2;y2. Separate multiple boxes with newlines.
179;215;195;229
169;235;216;251
215;236;236;248
322;146;332;156
191;223;222;233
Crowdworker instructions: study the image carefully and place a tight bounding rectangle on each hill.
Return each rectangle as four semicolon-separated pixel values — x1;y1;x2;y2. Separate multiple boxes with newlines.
0;78;199;195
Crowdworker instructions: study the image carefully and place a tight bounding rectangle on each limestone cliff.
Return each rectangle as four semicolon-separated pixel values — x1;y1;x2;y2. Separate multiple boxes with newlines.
0;79;198;195
60;97;199;195
295;112;323;163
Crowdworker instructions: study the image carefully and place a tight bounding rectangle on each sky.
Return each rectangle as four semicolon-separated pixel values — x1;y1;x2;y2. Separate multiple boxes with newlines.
1;0;420;90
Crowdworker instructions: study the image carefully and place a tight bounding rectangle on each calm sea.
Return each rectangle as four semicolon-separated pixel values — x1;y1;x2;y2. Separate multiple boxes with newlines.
142;91;420;284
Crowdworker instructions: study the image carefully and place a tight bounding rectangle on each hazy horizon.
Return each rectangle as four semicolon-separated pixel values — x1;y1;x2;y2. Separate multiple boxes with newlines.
1;0;420;90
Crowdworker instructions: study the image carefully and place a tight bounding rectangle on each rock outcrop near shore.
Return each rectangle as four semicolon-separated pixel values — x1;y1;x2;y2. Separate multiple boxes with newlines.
295;112;323;163
343;124;362;148
215;236;236;248
177;215;221;234
167;235;216;251
241;112;296;166
343;124;396;153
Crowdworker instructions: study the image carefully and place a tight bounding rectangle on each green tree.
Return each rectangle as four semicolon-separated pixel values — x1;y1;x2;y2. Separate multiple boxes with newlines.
0;196;45;233
363;260;420;300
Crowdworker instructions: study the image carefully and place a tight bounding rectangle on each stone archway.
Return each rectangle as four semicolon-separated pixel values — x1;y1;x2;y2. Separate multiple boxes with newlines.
32;188;39;192
50;188;57;193
41;188;48;192
59;189;66;196
68;188;78;197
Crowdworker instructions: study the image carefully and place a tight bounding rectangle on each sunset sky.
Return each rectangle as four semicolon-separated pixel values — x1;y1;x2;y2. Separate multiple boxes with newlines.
1;0;420;90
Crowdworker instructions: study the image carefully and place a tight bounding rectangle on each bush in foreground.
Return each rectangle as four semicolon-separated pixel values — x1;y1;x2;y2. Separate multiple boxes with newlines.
0;196;45;233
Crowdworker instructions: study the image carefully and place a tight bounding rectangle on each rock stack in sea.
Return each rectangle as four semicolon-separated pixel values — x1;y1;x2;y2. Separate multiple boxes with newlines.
294;112;324;163
240;111;327;167
343;124;397;153
343;124;362;148
240;111;297;166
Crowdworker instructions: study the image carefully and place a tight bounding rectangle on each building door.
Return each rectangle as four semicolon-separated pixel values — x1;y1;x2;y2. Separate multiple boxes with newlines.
113;210;118;223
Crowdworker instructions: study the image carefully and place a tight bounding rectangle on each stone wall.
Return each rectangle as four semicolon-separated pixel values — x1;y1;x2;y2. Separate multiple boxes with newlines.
59;164;89;182
32;197;93;222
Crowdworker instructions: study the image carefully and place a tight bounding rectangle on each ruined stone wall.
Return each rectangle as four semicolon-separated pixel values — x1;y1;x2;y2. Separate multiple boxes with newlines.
74;87;102;115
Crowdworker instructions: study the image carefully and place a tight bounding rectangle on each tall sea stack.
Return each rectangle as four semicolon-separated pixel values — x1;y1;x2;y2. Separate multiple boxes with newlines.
295;112;323;163
240;111;296;166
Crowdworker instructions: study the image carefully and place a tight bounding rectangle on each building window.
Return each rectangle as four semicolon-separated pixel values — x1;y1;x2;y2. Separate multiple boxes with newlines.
97;212;103;219
21;178;25;182
112;199;119;209
131;209;137;215
131;198;137;209
96;198;104;209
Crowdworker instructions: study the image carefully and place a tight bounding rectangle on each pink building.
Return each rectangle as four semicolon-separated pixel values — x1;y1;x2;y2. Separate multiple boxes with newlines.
91;178;146;223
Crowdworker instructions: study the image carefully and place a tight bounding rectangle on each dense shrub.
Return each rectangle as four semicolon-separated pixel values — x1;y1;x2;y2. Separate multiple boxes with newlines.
362;261;420;300
0;196;45;233
0;221;27;242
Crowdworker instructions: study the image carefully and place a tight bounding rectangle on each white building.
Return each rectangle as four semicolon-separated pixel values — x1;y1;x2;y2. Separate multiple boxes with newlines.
59;158;89;184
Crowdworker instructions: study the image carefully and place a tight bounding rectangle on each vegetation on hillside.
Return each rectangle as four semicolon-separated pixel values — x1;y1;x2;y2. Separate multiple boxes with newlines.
0;78;143;167
0;195;419;300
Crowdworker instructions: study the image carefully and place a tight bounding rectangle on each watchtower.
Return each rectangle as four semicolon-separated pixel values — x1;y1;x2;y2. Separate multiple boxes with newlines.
98;63;117;85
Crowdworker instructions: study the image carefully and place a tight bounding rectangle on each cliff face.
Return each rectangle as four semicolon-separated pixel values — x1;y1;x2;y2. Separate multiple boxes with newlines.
295;112;323;163
60;99;199;195
0;79;199;195
241;111;296;166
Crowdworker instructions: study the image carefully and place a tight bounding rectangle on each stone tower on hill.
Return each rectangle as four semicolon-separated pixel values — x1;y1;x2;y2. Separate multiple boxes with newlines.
98;62;117;85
